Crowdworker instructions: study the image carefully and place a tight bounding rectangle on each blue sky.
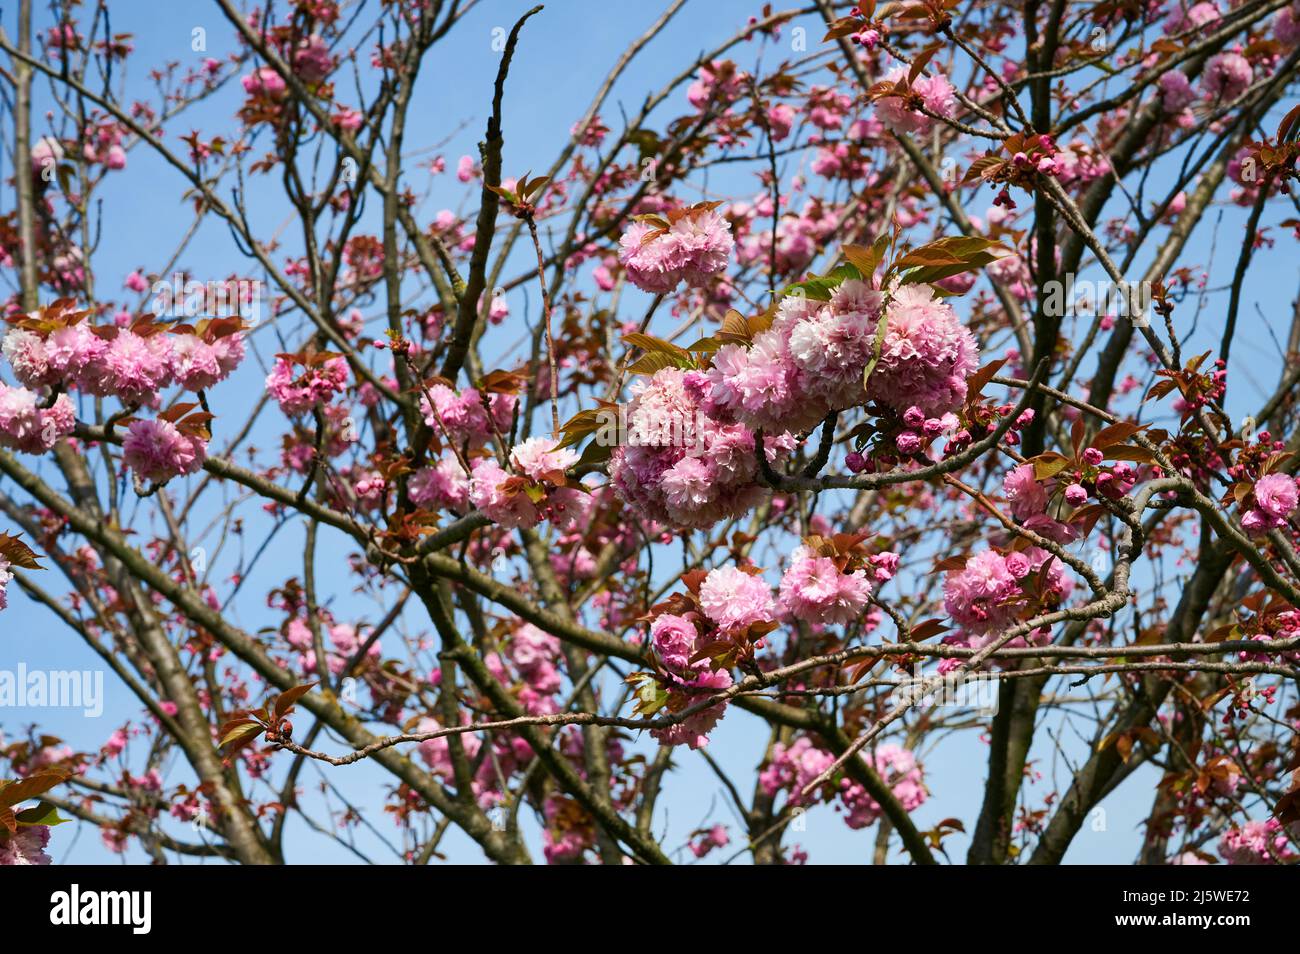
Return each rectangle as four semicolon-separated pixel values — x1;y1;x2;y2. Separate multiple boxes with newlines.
3;0;1296;864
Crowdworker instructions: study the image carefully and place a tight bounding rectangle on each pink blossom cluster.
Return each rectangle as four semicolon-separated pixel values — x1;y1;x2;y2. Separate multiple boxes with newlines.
609;366;792;530
759;737;835;808
0;384;74;454
1236;623;1300;664
284;618;382;678
943;547;1074;650
689;824;731;858
643;566;778;748
618;206;734;294
874;67;956;135
875;404;961;463
777;545;874;626
0;554;10;612
698;564;777;635
759;737;927;829
1218;818;1296;864
542;795;597;863
419;383;515;448
1051;143;1113;186
242;67;287;101
416;710;535;813
1277;1;1300;44
507;623;564;715
4;323;244;406
839;744;928;829
649;614;702;673
0;825;53;865
686;60;748;111
650;666;733;750
409;457;471;512
291;35;334;84
469;438;587;531
81;120;128;171
28;136;64;179
169;333;247;391
350;468;388;511
706;280;884;433
1158;71;1196;113
706;280;978;437
1003;463;1050;519
806;85;854;131
649;568;776;674
265;355;350;416
1226;146;1267;206
734;200;839;275
1164;2;1221;34
1201;51;1252;102
1241;473;1299;535
1001;458;1119;541
867;284;980;414
122;418;206;484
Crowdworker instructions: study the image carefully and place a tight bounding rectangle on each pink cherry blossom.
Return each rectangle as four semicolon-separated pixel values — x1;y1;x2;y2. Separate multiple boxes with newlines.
698;565;775;633
778;545;873;626
618;206;733;293
122;418;207;483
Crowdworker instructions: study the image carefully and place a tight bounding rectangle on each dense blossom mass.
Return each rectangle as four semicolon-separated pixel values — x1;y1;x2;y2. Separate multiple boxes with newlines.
608;366;794;529
618;205;735;294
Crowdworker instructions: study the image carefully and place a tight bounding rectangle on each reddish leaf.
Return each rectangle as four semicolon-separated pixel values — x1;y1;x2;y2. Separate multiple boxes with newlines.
908;44;941;85
0;532;43;570
0;769;71;809
966;357;1007;399
274;682;318;720
909;618;952;640
1091;421;1143;449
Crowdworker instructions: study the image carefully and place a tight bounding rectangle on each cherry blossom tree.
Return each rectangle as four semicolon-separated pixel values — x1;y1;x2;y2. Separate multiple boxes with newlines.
1;0;1299;865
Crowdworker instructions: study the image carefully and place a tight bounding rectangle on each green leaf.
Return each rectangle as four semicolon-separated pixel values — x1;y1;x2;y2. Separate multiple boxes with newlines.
623;332;690;360
15;801;70;827
627;351;685;376
577;438;613;468
1031;454;1072;481
781;264;862;302
219;720;264;749
861;311;891;392
822;16;862;41
908;44;941;85
687;336;723;354
842;240;887;281
898;251;1003;287
556;408;605;449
